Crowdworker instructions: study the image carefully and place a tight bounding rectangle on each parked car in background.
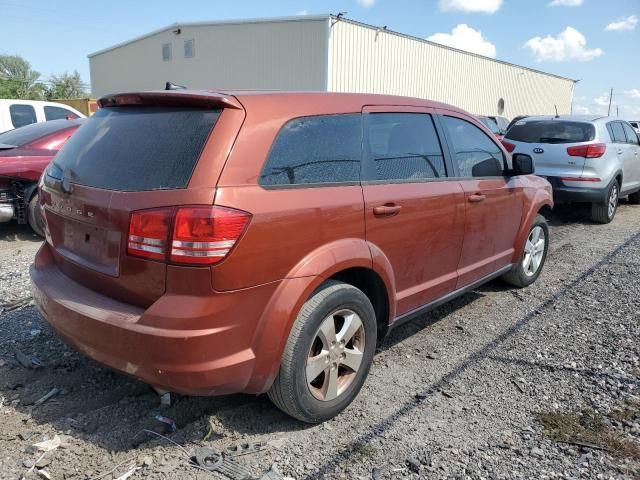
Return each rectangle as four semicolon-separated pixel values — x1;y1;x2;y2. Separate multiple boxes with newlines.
31;90;552;423
0;99;85;133
0;118;85;235
489;116;509;135
502;115;640;223
477;115;504;140
630;121;640;134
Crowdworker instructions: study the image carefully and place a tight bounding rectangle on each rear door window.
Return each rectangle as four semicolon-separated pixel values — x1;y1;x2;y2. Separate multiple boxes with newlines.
442;116;505;177
364;113;446;181
9;104;37;128
621;122;639;145
45;105;77;121
49;106;221;191
260;114;362;186
506;120;595;144
607;122;627;144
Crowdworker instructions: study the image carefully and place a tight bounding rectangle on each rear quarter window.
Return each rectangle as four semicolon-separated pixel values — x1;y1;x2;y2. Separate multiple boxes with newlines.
10;104;37;129
260;114;362;187
50;106;221;191
506;121;595;144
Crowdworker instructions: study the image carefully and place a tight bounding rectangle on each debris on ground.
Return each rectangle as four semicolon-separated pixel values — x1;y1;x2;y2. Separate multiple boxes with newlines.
154;414;177;433
194;447;253;479
226;441;270;457
32;435;62;452
34;387;59;407
13;347;43;369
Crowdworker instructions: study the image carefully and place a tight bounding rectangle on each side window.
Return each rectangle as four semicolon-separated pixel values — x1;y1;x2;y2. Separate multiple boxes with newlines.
442;116;505;177
184;39;195;58
162;43;172;61
365;113;446;181
260;114;362;186
622;122;639;145
44;106;77;121
9;104;37;128
608;122;626;143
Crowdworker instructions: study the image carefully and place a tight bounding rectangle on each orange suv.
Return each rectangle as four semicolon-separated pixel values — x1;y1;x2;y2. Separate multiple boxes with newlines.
30;91;552;422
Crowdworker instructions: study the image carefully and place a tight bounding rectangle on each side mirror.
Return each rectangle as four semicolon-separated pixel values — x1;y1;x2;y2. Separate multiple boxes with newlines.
512;153;534;176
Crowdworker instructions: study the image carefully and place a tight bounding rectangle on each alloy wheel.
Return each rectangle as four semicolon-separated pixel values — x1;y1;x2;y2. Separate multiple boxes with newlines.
306;308;365;401
522;225;545;277
608;184;618;219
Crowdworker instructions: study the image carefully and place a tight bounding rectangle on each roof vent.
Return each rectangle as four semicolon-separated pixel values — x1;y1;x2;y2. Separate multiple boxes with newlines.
165;82;187;91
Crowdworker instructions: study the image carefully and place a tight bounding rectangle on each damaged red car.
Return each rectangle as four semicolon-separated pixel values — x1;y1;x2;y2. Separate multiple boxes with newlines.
0;119;84;235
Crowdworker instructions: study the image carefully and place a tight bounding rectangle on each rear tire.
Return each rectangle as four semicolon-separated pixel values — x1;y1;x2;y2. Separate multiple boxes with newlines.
502;214;549;288
591;181;618;224
28;194;44;237
268;280;377;423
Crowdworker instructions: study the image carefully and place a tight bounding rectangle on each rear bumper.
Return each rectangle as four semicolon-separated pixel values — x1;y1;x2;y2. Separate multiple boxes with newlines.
545;176;610;204
30;244;282;396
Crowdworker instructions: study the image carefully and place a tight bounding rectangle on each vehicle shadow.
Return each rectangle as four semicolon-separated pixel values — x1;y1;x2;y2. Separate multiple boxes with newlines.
0;223;41;243
1;289;486;453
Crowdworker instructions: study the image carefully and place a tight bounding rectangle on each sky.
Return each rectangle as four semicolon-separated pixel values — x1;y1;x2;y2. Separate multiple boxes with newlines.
1;0;639;118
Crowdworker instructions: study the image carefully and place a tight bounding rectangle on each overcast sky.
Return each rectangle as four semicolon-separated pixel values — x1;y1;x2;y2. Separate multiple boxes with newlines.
1;0;638;118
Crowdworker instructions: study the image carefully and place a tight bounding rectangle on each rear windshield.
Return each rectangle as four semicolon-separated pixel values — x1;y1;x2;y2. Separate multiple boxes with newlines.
49;106;221;191
505;120;595;144
0;119;77;147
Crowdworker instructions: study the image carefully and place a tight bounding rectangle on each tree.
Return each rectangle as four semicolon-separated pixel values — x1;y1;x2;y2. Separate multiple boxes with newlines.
0;55;46;100
47;70;88;99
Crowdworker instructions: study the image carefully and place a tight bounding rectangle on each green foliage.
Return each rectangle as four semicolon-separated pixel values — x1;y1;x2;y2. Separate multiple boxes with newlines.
0;54;47;100
0;55;88;100
47;71;87;100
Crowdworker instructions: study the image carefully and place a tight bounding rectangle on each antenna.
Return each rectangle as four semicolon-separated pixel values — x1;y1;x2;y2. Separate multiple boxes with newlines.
554;105;559;118
607;88;613;116
165;82;187;90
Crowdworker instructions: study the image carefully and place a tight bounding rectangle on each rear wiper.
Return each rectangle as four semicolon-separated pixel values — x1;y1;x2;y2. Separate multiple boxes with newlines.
538;137;569;144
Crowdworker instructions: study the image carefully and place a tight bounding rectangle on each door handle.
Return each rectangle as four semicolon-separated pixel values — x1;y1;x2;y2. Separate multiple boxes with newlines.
617;149;624;155
468;193;486;203
373;204;402;217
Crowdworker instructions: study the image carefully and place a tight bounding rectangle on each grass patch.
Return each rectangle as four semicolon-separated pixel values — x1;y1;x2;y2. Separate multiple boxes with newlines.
538;407;640;460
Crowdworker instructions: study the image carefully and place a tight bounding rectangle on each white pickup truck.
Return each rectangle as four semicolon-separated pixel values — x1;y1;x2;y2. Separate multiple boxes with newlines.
0;99;85;133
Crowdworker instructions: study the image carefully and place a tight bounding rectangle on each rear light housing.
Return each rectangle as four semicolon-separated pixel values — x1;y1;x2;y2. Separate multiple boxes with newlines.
501;140;516;153
567;143;606;158
127;206;251;265
560;177;601;182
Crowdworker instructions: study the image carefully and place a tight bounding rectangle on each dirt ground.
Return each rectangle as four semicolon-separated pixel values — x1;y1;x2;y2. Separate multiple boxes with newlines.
0;204;638;480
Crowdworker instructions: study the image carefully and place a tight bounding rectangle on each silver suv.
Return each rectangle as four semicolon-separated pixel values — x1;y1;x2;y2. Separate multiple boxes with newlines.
503;116;640;223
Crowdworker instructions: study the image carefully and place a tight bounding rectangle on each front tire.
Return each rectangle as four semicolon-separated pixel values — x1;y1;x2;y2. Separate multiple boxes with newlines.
28;194;45;237
502;214;549;288
591;181;618;224
268;280;377;423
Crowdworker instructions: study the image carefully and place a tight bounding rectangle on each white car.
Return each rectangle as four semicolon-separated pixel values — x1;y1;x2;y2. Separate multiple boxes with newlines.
0;99;85;133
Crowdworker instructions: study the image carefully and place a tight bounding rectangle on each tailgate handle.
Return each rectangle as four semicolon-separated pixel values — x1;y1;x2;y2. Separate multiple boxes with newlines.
468;193;486;203
373;204;402;217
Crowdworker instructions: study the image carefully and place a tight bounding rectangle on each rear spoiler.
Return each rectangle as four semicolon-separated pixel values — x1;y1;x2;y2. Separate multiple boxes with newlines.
98;90;243;110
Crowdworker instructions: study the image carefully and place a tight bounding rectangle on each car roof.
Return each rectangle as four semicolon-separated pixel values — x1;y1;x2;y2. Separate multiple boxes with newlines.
517;115;614;123
99;89;471;116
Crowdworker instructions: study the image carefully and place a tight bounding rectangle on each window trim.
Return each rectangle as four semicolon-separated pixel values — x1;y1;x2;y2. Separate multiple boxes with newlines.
607;121;627;144
258;112;364;190
361;110;449;184
162;43;172;61
437;113;509;179
184;39;195;58
621;121;639;145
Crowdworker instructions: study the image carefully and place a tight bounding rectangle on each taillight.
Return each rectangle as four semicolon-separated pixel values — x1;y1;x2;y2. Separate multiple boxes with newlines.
567;143;606;158
128;208;173;261
127;206;251;265
501;140;516;153
170;206;251;265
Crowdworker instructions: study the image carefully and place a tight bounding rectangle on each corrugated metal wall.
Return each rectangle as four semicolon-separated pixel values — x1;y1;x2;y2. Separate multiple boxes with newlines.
328;20;574;118
89;18;328;98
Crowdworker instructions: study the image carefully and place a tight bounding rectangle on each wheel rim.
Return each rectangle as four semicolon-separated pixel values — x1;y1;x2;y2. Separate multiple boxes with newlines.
608;184;618;219
306;308;365;402
522;225;545;277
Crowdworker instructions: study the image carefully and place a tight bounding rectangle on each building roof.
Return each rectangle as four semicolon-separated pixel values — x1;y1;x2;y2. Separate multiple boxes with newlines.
88;14;576;83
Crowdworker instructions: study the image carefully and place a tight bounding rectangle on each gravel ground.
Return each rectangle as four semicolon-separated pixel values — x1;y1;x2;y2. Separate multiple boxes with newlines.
0;204;638;480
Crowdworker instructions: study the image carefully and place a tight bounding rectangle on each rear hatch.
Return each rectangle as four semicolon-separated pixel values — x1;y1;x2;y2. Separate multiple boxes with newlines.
39;92;244;307
504;119;597;178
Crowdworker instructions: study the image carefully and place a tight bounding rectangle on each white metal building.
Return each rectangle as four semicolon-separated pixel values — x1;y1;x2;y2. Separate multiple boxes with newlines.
88;15;576;118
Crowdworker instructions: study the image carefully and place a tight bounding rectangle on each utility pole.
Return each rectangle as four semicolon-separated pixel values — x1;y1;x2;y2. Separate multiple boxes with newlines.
608;88;613;116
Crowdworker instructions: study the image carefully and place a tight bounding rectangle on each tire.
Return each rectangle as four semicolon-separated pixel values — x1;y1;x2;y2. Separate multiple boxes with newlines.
27;194;45;237
502;214;549;288
628;189;640;205
268;280;377;423
591;180;619;224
